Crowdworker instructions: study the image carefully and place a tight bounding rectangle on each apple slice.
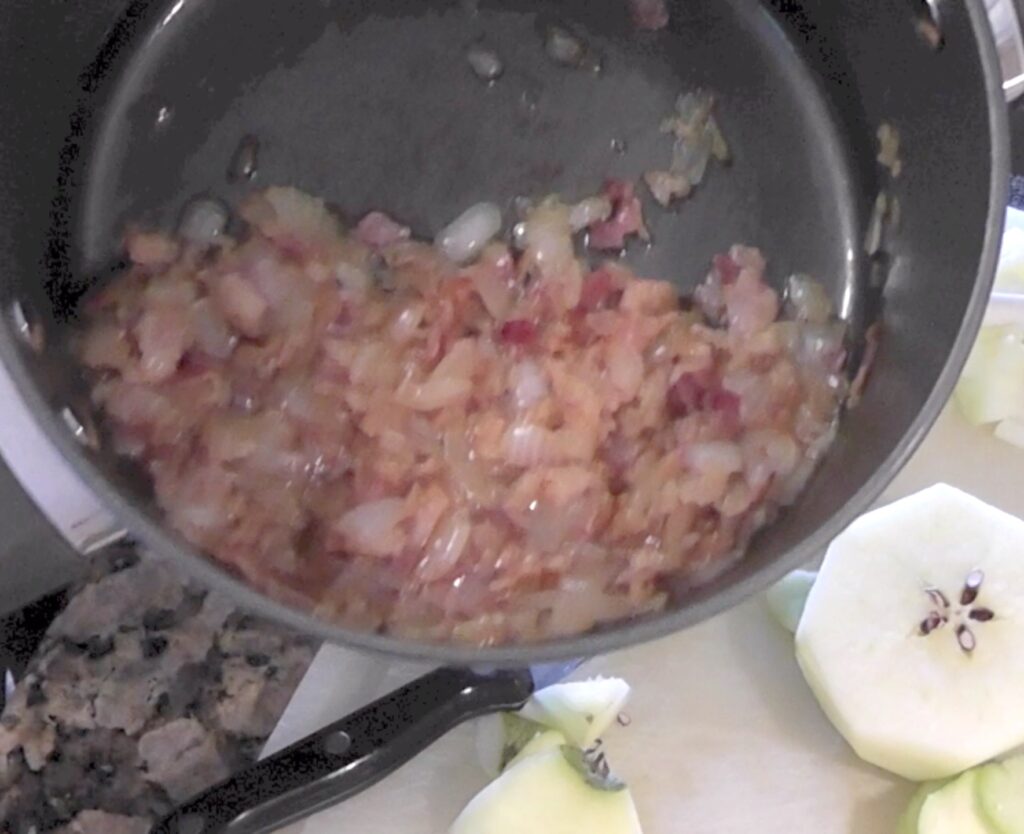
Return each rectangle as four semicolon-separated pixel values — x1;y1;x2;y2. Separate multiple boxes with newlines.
897;780;948;834
917;771;995;834
764;569;816;633
505;729;568;771
796;484;1024;779
450;747;643;834
955;325;1024;426
475;713;551;777
520;677;630;748
977;756;1024;834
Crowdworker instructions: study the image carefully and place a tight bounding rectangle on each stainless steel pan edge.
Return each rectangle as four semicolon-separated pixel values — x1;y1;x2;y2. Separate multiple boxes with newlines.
0;0;1010;665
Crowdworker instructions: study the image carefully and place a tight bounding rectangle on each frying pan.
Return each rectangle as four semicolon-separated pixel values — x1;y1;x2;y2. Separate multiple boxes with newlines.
0;0;1014;828
0;0;1011;660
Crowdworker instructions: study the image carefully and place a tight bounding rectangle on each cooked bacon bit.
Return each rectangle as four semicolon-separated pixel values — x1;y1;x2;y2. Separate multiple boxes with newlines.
628;0;669;30
667;371;708;418
666;369;721;419
500;319;538;345
588;180;650;251
666;369;742;427
847;321;882;408
355;211;411;249
577;269;623;312
712;253;740;285
707;389;741;434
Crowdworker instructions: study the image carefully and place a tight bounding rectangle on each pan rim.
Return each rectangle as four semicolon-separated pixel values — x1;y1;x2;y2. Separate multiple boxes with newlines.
0;0;1011;667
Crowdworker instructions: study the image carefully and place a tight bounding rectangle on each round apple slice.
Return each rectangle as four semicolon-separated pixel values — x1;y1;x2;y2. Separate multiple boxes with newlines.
450;747;643;834
796;484;1024;780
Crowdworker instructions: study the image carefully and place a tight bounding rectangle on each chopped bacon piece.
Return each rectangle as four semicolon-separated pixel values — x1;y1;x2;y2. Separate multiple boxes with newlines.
629;0;669;30
499;319;538;345
587;180;650;251
355;211;411;249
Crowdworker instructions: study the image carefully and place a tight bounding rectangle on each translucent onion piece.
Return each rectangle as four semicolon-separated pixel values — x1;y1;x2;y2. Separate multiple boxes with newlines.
179;197;229;246
644;170;691;207
191;298;237;359
672;131;713;186
786;274;834;324
706;115;731;163
673;90;715;137
510;360;550;410
436;202;503;264
418;510;472;581
544;26;585;66
568;196;613;232
876;122;902;177
337;498;407;557
467;44;504;82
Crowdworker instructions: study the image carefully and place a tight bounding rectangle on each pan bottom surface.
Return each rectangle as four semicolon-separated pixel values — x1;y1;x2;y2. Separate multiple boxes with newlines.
77;0;860;307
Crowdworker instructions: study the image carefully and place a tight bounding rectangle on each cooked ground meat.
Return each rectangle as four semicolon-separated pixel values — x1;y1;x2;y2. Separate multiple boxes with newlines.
77;186;845;645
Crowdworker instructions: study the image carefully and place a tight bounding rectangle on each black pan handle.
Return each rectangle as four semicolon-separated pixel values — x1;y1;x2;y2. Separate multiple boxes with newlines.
151;666;535;834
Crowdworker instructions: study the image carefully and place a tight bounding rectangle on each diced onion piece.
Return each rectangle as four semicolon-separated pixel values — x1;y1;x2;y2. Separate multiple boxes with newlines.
876;123;902;177
510;360;550;410
467;44;504;81
544;26;585;66
522;201;574;267
672;131;712;186
864;193;891;256
335;262;372;295
418;510;472;580
336;498;407;557
179;198;229;246
436;202;503;264
466;243;515;319
706;116;731;163
443;431;503;507
390;303;425;342
192;298;237;359
503;424;556;467
673;90;715;137
569;196;613;232
795;321;847;374
786;274;833;324
643;170;690;207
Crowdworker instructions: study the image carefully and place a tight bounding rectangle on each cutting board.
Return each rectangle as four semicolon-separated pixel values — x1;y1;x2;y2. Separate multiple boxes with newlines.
266;404;1024;834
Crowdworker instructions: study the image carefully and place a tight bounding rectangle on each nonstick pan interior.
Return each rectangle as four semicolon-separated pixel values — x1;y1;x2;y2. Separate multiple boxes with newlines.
0;0;1007;663
78;0;863;293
